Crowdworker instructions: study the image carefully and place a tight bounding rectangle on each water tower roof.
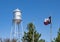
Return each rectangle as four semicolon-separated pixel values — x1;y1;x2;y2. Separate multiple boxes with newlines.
13;8;21;12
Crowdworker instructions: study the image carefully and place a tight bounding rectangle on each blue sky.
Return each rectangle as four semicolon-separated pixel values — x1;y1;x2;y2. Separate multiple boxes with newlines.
0;0;60;42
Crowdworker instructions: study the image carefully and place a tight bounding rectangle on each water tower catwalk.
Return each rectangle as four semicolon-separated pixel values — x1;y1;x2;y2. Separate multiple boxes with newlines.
10;8;22;42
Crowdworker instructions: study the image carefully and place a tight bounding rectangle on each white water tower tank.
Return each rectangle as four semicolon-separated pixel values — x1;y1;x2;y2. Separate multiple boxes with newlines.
13;8;22;24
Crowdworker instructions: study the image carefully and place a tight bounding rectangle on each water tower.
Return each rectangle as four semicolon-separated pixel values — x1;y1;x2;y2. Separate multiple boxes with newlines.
10;8;22;42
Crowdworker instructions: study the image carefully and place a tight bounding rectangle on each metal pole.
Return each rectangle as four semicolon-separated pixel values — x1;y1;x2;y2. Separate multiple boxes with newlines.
10;25;12;42
14;23;17;39
18;24;20;42
50;17;52;42
10;22;14;42
33;28;34;42
21;22;23;37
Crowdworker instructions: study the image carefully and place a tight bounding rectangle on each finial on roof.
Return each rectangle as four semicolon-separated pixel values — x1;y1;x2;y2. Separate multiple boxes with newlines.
13;8;21;12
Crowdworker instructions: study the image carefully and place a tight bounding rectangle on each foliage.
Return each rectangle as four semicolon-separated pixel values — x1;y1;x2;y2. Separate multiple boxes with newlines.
22;22;45;42
53;28;60;42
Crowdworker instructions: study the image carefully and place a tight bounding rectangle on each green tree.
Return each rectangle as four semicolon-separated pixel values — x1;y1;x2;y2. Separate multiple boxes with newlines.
22;23;45;42
38;39;45;42
11;39;17;42
53;28;60;42
4;39;10;42
4;38;17;42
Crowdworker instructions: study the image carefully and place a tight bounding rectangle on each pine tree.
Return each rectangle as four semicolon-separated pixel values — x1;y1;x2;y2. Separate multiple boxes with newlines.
53;28;60;42
22;22;45;42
